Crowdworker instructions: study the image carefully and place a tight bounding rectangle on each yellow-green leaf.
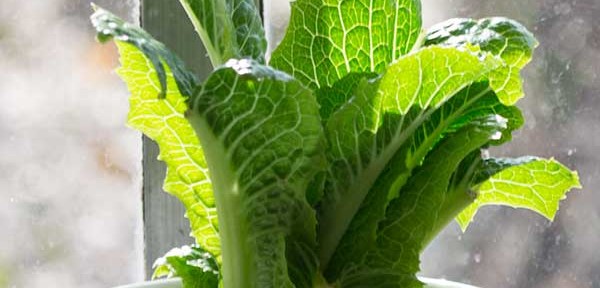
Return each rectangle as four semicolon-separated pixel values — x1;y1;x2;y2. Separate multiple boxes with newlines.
116;42;221;257
457;158;581;231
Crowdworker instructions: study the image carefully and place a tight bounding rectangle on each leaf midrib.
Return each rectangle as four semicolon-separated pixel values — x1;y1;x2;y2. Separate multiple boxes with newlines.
187;113;254;288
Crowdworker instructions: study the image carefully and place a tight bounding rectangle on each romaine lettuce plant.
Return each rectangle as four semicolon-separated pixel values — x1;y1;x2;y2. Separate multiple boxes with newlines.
91;1;581;287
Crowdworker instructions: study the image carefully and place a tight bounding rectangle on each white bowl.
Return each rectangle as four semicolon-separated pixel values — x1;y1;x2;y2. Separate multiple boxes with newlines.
114;277;479;288
419;277;479;288
114;278;182;288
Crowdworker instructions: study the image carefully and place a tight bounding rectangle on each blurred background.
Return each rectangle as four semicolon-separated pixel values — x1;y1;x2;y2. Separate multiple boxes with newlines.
420;1;600;287
0;0;142;287
0;0;598;287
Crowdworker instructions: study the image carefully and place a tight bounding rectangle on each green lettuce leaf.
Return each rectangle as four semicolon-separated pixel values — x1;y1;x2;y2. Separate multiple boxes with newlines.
178;0;267;65
91;8;221;257
153;245;219;288
325;81;522;280
186;59;324;288
457;158;582;231
339;117;507;288
424;17;538;105
270;0;422;89
91;6;198;98
443;84;524;146
92;5;582;288
318;46;501;271
316;72;379;123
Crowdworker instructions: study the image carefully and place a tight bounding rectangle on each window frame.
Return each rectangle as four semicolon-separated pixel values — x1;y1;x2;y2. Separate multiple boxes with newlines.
140;0;214;278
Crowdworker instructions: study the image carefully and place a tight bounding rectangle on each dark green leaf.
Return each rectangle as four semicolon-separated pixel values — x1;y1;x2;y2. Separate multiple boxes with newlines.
178;0;267;65
318;46;500;272
424;17;538;104
325;81;521;280
186;59;324;287
340;117;507;288
91;5;198;98
317;73;379;123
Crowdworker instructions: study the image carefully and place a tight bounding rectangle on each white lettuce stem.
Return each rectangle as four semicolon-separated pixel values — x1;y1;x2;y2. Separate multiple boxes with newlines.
187;114;253;288
178;0;224;67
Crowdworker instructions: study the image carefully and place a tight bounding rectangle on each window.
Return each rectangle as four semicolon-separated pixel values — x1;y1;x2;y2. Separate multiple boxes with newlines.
2;1;597;287
0;1;141;287
416;2;599;287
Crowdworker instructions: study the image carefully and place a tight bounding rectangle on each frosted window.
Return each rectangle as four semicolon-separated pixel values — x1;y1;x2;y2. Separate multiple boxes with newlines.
3;1;597;287
0;1;142;287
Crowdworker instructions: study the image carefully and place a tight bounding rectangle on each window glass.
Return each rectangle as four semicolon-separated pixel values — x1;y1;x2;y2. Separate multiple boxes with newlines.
4;1;597;287
0;0;142;287
420;2;599;287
